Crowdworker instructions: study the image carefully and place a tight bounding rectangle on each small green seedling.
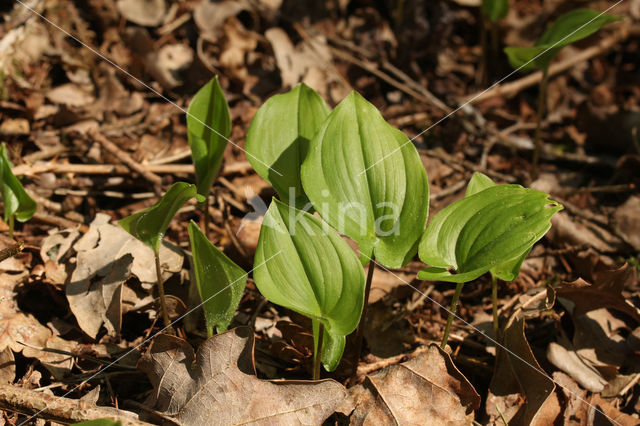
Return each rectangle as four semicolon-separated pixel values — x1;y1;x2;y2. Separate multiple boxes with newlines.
253;198;365;378
504;9;620;178
0;142;36;238
300;90;429;362
119;182;203;329
418;178;562;348
188;220;247;336
480;0;509;84
246;83;329;208
187;76;231;237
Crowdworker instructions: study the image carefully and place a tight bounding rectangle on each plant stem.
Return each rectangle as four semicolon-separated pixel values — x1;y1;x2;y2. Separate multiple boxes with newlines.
154;250;172;330
491;274;499;340
8;214;14;239
199;198;210;240
531;67;549;180
313;322;324;380
441;281;464;349
351;257;376;373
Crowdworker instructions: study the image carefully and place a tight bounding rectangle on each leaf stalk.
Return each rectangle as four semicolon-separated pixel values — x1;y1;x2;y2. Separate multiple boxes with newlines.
154;250;172;330
313;322;324;380
441;281;464;349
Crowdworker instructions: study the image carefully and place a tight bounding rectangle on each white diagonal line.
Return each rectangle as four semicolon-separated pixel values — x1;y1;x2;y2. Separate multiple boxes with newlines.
358;0;624;176
18;250;282;425
14;0;283;177
361;253;621;425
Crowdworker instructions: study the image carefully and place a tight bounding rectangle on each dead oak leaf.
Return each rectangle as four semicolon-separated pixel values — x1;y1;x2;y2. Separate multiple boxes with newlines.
138;327;346;425
340;344;480;425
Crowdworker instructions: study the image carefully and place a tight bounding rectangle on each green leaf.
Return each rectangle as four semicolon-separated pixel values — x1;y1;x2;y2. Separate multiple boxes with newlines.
504;9;621;71
313;319;346;372
464;173;530;282
482;0;509;22
188;221;247;335
119;182;202;253
253;198;365;370
300;91;429;268
0;143;36;223
245;83;329;208
187;76;231;197
418;184;562;282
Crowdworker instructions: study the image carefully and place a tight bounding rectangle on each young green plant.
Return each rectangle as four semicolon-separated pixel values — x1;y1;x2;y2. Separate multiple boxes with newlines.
0;142;36;238
245;83;329;209
188;220;247;336
479;0;509;84
418;177;562;348
504;9;620;178
187;76;231;237
253;198;365;379
119;182;203;329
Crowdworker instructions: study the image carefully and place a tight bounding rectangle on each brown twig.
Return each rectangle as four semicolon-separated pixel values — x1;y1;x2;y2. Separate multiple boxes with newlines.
0;384;151;425
88;129;163;191
462;24;636;104
32;212;89;233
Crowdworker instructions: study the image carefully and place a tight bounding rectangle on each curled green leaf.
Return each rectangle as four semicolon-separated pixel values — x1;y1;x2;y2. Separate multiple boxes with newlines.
0;143;36;223
418;183;562;283
119;182;202;253
187;76;231;197
482;0;509;22
188;221;247;335
301;91;429;268
504;9;621;72
253;198;365;370
246;83;329;208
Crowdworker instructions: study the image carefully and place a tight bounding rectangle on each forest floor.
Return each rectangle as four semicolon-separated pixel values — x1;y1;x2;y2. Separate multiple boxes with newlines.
0;0;639;424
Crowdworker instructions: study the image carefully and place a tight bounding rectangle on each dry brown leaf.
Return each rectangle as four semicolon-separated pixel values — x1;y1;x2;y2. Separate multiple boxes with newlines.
342;344;480;425
0;347;15;384
553;371;589;425
116;0;166;27
614;195;640;251
590;394;640;426
138;327;346;425
487;317;560;425
193;0;251;38
46;83;96;108
67;213;183;338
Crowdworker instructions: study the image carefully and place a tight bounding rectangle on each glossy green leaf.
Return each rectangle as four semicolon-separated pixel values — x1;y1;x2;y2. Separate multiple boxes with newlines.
246;83;329;208
482;0;509;22
253;198;365;370
188;221;247;335
119;182;203;253
504;9;621;71
0;143;36;223
187;76;231;197
418;184;562;282
464;172;528;282
300;91;429;268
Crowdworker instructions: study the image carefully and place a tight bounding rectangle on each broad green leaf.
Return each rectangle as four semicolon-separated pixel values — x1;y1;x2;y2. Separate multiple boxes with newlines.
418;184;562;282
187;76;231;197
313;319;346;371
246;83;329;208
119;182;203;253
0;143;36;223
188;221;247;335
300;91;429;268
464;172;528;282
504;9;621;71
482;0;509;22
253;198;365;370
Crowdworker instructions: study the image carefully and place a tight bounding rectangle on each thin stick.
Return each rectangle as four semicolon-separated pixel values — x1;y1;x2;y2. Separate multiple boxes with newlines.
531;68;549;180
351;257;376;373
153;250;172;330
441;282;464;349
313;322;324;380
491;275;499;340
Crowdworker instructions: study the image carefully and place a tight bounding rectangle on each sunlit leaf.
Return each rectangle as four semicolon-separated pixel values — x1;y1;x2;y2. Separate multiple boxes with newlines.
119;182;203;253
300;91;429;268
253;198;365;370
0;143;36;223
504;9;621;71
187;76;231;197
188;220;247;335
246;83;329;208
464;173;528;282
418;184;562;282
482;0;509;22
